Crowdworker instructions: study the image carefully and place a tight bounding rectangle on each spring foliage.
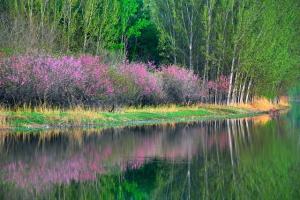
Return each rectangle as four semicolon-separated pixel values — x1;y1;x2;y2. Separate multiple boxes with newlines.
0;0;299;103
0;55;229;106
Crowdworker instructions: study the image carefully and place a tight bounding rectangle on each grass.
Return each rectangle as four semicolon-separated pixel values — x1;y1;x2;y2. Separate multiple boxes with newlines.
0;99;289;132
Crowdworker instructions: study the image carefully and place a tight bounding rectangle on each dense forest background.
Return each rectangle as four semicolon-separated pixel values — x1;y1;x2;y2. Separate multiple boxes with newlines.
0;0;299;103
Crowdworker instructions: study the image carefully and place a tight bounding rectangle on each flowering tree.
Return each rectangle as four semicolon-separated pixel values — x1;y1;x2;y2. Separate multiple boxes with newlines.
119;63;163;105
0;54;229;107
159;65;203;103
0;55;113;106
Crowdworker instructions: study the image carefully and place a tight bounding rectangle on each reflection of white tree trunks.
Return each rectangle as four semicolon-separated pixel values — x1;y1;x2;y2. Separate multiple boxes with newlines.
227;119;235;181
245;119;251;144
187;153;191;200
186;124;192;200
232;119;239;159
238;119;243;141
28;0;33;34
206;130;209;199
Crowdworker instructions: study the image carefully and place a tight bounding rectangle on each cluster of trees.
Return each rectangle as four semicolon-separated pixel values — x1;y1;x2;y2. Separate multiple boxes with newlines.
0;0;157;61
149;0;300;101
0;0;299;104
0;55;230;107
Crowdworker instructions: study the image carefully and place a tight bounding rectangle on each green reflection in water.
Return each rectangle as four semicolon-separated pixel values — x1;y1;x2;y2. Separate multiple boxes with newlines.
0;104;299;200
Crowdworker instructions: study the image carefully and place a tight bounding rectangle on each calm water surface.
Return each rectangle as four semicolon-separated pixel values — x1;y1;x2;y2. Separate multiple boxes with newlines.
0;104;299;199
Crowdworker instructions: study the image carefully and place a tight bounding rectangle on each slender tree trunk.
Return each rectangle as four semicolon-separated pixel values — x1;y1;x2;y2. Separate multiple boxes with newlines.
83;34;88;52
166;0;177;65
215;8;229;104
237;83;242;103
189;35;193;70
245;78;252;104
227;44;237;105
221;10;229;68
188;7;193;70
40;0;45;41
96;34;103;55
239;78;246;104
231;73;239;104
28;0;33;31
203;0;212;83
83;0;96;52
172;36;177;64
121;35;128;62
66;0;72;52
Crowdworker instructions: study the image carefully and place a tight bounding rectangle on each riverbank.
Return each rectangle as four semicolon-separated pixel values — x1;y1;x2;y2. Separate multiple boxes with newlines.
0;100;289;132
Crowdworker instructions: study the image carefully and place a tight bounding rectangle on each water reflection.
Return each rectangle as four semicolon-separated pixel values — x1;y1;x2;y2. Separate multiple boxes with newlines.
0;110;299;199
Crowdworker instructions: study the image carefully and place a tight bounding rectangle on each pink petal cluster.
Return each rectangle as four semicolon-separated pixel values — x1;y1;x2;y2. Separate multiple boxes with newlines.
119;63;162;97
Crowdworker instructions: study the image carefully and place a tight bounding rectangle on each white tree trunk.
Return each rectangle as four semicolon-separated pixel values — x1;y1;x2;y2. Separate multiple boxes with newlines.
188;8;193;70
231;76;238;104
245;78;252;104
227;44;237;105
239;78;246;104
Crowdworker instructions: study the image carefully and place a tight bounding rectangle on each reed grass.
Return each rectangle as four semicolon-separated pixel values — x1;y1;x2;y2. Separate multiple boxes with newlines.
227;97;289;112
0;98;289;132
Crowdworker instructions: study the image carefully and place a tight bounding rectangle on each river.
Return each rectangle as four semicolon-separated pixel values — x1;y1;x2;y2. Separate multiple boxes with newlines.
0;104;299;199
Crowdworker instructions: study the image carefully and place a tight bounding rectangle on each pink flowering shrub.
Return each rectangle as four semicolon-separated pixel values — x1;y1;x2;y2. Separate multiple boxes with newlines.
118;63;163;104
79;55;114;103
159;65;203;103
0;54;226;107
0;55;113;105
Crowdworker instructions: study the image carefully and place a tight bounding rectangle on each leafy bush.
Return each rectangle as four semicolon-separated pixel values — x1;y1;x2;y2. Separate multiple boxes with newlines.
108;69;140;106
159;65;203;103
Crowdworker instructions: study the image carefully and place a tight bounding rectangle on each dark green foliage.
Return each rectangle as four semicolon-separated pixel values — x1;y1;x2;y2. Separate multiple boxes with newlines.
128;23;160;64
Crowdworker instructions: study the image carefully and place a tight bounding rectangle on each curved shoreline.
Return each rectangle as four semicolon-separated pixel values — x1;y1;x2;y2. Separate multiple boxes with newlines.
0;105;288;133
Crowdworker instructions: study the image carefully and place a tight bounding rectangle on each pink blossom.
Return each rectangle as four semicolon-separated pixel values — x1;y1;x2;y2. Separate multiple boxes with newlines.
119;63;163;98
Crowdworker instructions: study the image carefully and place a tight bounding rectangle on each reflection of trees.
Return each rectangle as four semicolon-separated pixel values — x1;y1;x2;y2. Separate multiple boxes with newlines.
148;118;300;199
1;113;300;199
0;122;236;197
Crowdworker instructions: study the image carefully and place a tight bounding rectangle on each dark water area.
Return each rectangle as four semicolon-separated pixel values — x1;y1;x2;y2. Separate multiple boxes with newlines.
0;104;300;200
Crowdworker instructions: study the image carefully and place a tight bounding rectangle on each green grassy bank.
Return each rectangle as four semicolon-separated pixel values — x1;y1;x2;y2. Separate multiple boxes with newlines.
0;104;276;132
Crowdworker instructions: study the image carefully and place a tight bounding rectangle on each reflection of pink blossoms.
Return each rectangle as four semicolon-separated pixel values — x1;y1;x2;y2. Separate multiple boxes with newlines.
3;146;112;193
1;122;234;194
